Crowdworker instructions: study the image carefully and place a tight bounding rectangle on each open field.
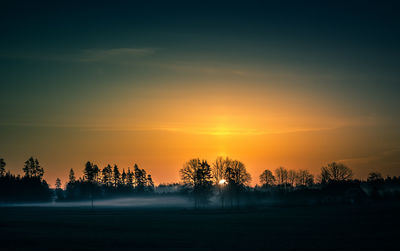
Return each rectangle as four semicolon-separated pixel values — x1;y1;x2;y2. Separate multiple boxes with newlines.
1;203;399;250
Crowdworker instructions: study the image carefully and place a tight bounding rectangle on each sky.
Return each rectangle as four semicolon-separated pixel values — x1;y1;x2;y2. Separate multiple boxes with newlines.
1;1;400;186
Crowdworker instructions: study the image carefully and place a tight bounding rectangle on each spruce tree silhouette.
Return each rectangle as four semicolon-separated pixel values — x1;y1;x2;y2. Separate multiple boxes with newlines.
0;158;6;177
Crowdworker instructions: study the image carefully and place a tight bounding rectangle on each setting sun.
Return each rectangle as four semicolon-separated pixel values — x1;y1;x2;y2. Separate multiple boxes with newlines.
219;179;227;185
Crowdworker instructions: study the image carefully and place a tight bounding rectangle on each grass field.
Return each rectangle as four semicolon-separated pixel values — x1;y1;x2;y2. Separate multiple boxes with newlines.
1;203;399;250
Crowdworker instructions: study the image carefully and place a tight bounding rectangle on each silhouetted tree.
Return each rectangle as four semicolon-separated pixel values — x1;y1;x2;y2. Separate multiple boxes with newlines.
126;168;134;187
296;169;314;186
23;157;44;179
69;168;76;183
212;156;230;185
0;158;6;177
319;166;331;184
55;178;62;189
366;171;385;200
224;160;251;187
84;161;98;182
54;178;64;201
147;174;154;192
134;164;147;192
275;167;288;186
260;169;275;187
121;169;127;185
224;160;251;207
93;164;100;183
212;157;232;207
180;159;203;186
320;162;353;183
288;170;297;187
180;158;213;207
102;164;113;186
0;160;52;202
367;172;383;182
113;165;121;187
195;160;213;207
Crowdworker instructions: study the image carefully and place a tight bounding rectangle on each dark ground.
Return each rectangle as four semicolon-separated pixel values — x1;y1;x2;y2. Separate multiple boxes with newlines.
0;203;399;250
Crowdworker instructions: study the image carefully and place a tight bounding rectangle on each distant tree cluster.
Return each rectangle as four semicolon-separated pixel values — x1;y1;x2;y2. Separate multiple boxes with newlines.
180;157;251;208
258;162;356;188
259;167;315;188
0;158;6;177
257;162;400;205
61;162;154;201
0;157;52;202
22;157;44;179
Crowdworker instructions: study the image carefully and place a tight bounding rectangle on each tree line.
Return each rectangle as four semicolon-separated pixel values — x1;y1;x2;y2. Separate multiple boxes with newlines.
58;161;155;201
258;162;353;188
0;157;51;202
1;156;400;206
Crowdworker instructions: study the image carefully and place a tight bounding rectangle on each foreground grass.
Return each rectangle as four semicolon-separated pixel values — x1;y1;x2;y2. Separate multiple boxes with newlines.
1;203;399;250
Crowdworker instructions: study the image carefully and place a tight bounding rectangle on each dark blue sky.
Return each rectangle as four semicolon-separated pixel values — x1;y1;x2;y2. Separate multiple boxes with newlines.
2;1;399;120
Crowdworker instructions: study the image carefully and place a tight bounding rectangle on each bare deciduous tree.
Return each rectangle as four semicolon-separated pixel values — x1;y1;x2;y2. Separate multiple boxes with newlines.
319;162;353;183
259;169;275;187
180;158;213;207
212;156;231;185
275;167;288;185
225;160;251;187
296;169;314;186
287;170;297;187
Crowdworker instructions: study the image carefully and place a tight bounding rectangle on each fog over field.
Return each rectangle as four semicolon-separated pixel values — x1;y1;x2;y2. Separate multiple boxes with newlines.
0;196;196;208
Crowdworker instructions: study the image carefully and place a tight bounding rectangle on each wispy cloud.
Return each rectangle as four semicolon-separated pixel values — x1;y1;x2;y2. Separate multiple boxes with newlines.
335;148;400;177
0;122;338;136
150;126;338;136
79;48;156;62
337;149;400;165
0;114;385;136
155;62;251;77
0;48;156;62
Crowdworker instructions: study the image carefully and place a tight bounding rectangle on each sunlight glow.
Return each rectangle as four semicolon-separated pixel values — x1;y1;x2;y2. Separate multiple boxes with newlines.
219;179;227;185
